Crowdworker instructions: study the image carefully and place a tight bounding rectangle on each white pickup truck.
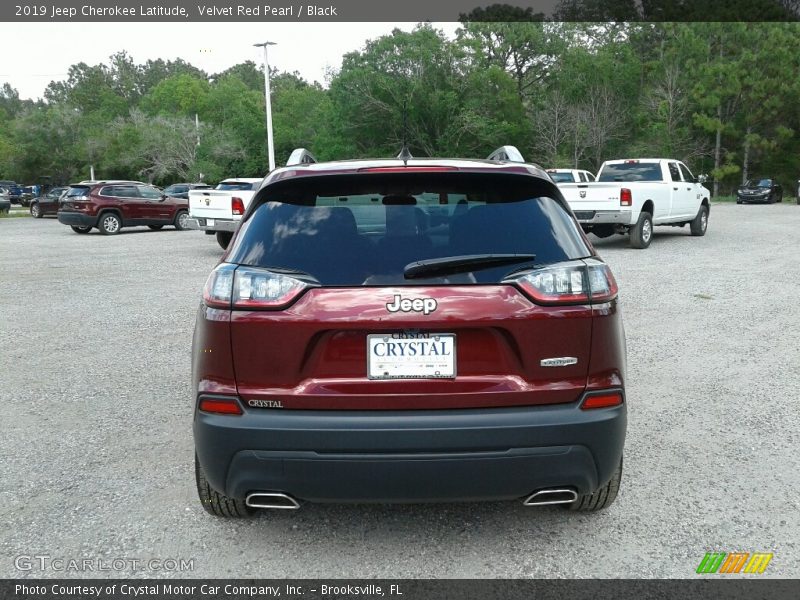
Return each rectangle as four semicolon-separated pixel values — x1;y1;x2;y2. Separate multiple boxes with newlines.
186;178;263;248
558;159;710;249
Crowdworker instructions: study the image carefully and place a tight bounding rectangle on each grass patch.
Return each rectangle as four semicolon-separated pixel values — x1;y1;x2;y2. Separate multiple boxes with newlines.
0;210;31;218
712;195;738;203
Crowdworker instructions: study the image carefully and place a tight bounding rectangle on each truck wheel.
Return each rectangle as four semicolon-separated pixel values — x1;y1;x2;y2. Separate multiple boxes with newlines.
690;205;709;236
216;231;233;249
629;212;652;249
568;456;622;512
195;455;253;518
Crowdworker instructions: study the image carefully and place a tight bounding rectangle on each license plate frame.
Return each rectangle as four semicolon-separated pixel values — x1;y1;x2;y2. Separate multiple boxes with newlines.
366;334;456;380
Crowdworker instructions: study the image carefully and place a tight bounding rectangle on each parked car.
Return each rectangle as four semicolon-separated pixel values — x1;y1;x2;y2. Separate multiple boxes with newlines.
57;181;190;234
29;186;68;218
192;145;627;517
186;177;264;249
736;178;783;204
558;158;711;249
0;180;23;204
0;187;10;214
163;182;212;199
547;168;596;183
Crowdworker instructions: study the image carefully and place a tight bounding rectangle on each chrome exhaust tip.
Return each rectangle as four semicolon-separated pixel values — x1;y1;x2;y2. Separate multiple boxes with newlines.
522;488;578;506
245;492;301;510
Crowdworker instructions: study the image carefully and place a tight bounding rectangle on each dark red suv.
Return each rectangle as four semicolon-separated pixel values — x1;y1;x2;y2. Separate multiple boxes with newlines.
193;148;627;517
57;181;190;234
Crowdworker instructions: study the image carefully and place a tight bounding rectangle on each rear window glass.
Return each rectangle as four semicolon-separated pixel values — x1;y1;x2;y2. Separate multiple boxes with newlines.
598;163;663;182
65;186;91;198
548;172;574;183
227;173;591;287
216;182;256;191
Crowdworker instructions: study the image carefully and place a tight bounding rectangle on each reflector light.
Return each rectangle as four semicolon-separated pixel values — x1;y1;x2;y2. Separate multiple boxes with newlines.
581;392;623;410
198;397;243;415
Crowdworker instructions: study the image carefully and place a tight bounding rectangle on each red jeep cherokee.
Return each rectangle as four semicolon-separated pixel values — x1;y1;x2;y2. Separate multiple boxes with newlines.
193;148;627;516
57;181;190;234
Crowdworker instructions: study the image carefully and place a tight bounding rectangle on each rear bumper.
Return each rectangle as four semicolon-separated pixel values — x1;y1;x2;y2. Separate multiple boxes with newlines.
194;398;627;503
57;211;96;227
185;217;237;232
573;210;632;225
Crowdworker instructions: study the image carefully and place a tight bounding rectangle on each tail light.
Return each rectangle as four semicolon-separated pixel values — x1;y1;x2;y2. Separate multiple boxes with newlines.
231;197;245;215
507;259;618;305
620;188;632;206
581;391;624;410
203;264;309;309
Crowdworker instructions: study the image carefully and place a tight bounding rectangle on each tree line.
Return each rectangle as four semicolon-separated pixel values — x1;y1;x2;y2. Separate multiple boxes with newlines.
1;21;799;196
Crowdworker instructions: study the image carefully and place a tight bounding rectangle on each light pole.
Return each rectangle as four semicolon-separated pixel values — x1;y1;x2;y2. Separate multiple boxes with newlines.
254;41;276;172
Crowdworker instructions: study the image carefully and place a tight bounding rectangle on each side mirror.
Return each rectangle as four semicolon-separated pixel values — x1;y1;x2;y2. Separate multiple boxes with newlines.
160;194;167;201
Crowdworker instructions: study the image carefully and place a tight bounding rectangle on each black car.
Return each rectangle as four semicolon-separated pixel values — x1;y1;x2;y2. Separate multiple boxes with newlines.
162;182;211;199
30;187;68;218
736;178;783;204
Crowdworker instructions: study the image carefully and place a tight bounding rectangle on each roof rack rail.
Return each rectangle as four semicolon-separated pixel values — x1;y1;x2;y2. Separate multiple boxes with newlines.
486;146;525;163
286;148;317;166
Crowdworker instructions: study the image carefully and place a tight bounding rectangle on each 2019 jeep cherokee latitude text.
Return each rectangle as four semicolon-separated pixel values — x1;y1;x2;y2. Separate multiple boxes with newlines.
192;155;627;517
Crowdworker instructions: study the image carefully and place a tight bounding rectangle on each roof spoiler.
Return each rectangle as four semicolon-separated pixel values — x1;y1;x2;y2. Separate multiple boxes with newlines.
486;146;525;163
286;148;317;166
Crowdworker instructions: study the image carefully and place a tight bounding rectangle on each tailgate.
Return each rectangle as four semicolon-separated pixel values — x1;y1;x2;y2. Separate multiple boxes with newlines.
559;183;625;214
189;190;236;220
230;286;593;410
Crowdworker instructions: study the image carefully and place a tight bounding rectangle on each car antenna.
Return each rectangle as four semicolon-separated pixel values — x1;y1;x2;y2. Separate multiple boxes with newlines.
396;99;412;164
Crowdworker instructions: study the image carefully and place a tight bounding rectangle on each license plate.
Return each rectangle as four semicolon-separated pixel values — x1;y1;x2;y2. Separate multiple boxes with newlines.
206;218;215;226
367;334;456;380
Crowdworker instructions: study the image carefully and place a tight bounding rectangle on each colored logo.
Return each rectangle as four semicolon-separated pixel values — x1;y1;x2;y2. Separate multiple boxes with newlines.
696;552;773;574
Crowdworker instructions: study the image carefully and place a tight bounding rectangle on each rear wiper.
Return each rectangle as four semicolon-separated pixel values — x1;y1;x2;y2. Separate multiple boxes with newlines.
404;254;536;280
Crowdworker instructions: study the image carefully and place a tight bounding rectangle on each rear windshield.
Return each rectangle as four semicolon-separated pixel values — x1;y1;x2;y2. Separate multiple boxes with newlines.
598;163;663;182
227;173;591;287
216;182;256;191
65;186;91;198
548;172;574;183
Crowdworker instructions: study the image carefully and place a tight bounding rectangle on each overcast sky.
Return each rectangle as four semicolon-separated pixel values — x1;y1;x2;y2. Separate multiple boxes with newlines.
0;22;461;100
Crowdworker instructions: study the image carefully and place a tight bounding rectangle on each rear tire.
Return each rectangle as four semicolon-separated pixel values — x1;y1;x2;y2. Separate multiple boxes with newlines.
216;231;233;249
71;225;92;234
98;212;122;235
690;205;709;236
195;455;254;518
568;456;622;512
629;211;653;249
148;225;164;230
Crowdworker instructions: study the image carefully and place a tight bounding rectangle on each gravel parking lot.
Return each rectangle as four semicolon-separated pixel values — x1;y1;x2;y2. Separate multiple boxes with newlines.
1;204;798;579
